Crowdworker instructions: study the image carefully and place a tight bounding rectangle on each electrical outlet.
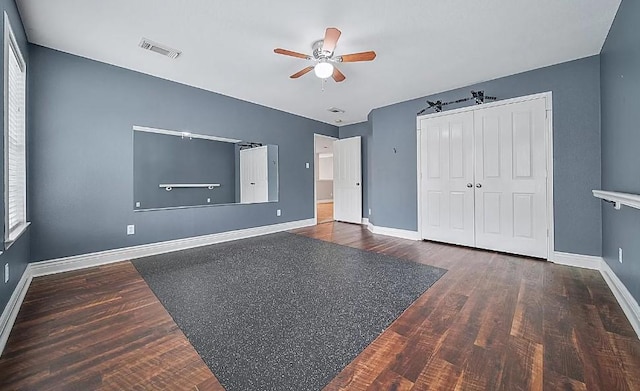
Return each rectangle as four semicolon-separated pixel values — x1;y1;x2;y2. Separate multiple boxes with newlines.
619;248;623;264
207;198;211;203
305;162;310;169
135;201;141;208
127;225;135;235
4;263;8;283
276;209;281;217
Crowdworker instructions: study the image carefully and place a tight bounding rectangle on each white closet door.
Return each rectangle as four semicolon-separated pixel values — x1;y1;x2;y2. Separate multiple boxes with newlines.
333;136;362;224
420;111;475;246
473;98;547;258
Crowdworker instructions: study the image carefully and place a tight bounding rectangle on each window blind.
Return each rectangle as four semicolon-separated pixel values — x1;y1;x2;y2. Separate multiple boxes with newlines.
6;41;26;241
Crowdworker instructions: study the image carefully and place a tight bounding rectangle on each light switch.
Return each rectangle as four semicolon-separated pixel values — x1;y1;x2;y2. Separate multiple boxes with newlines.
305;162;310;169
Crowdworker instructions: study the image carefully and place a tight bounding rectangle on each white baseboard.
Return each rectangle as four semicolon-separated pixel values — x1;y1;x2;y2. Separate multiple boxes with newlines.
367;223;420;241
361;218;369;225
551;251;602;270
30;218;316;277
600;260;640;338
0;218;316;356
0;265;33;355
316;199;333;204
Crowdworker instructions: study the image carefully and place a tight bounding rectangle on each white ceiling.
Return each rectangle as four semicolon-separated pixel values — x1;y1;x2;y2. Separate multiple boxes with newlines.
17;0;620;125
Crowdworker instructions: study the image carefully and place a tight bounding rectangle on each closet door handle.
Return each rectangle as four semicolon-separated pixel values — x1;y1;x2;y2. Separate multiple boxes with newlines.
466;183;473;188
476;183;482;188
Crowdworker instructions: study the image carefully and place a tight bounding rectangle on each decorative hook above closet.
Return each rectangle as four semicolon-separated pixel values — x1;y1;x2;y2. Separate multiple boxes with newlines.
417;90;497;115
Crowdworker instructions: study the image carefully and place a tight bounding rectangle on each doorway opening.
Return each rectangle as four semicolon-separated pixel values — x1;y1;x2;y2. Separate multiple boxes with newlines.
314;134;336;224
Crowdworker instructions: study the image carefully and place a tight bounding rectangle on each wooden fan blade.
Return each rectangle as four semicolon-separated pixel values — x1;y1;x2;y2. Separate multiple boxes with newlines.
339;51;377;62
322;27;341;53
274;48;310;60
332;66;346;82
290;66;314;79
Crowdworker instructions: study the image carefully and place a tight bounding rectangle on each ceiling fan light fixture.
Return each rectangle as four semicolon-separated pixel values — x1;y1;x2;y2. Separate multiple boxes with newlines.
314;61;334;79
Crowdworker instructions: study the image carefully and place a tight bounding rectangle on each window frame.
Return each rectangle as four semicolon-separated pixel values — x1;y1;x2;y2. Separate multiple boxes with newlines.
3;11;29;248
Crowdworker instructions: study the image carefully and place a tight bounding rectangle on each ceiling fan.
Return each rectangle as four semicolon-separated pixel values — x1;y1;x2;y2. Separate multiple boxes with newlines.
274;27;376;83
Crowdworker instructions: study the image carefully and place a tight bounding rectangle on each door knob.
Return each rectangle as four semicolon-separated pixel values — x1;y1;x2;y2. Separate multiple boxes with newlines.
466;183;473;188
356;183;360;186
476;183;482;188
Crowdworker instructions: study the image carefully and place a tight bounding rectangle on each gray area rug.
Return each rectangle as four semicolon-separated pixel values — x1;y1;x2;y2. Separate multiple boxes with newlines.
133;232;446;391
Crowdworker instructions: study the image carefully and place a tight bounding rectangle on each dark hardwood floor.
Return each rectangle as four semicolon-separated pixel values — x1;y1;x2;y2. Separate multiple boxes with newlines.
0;262;224;390
1;222;639;390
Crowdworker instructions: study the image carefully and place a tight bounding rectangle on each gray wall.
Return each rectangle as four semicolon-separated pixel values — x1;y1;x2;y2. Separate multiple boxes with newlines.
134;132;237;209
364;55;602;256
338;121;371;219
0;0;30;318
600;0;640;302
28;45;337;262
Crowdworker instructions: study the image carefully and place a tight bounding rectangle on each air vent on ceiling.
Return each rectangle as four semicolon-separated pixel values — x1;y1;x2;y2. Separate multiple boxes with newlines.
139;38;181;59
327;107;345;114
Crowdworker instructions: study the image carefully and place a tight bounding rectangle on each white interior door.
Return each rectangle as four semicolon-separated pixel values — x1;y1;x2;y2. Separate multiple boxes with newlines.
240;148;253;203
474;98;548;258
333;136;362;224
420;111;475;246
240;146;268;203
252;146;269;202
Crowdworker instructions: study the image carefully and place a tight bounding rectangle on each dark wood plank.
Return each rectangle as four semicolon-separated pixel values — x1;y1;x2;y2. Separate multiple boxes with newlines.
510;280;544;344
499;335;543;391
411;357;461;390
369;369;413;391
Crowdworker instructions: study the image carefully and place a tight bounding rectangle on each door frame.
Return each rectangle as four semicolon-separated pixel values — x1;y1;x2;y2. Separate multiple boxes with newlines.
313;133;337;224
416;91;554;260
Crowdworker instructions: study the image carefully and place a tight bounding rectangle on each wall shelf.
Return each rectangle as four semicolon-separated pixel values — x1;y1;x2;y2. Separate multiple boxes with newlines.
159;184;221;191
592;190;640;210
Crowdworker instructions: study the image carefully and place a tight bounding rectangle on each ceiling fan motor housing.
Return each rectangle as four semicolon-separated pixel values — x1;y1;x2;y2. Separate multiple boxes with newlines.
312;39;332;59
